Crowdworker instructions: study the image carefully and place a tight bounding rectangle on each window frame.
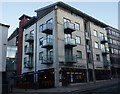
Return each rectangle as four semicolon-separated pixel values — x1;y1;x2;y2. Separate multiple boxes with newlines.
93;30;98;37
76;36;81;44
77;50;82;59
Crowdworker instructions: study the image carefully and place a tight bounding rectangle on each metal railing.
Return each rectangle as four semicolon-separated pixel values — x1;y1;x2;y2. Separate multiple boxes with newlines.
25;47;33;54
65;55;77;63
100;36;108;42
42;23;53;31
65;37;76;46
24;61;33;68
41;38;53;47
25;34;34;42
41;55;53;64
102;48;109;54
64;22;75;31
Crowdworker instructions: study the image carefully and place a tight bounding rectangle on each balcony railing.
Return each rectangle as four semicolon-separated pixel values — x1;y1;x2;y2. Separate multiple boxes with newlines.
25;34;34;42
100;36;108;43
41;38;53;48
104;60;111;67
65;37;76;47
24;61;33;68
25;47;33;55
41;55;53;64
64;22;75;34
102;48;109;54
65;55;77;63
42;23;53;34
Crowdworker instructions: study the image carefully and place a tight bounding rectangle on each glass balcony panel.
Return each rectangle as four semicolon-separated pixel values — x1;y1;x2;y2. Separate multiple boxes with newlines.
42;23;53;34
41;38;53;48
25;34;34;42
42;55;53;64
100;36;108;43
65;55;77;63
64;22;75;33
25;47;33;55
65;37;76;47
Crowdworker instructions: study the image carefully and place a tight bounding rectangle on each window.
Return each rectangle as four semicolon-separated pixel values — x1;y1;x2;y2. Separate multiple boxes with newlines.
75;22;80;30
39;37;43;45
96;54;100;61
30;30;34;35
24;45;27;52
76;36;81;44
95;42;99;48
99;32;104;38
40;25;43;32
25;34;28;40
77;51;82;58
93;30;98;37
47;18;53;24
64;18;71;23
39;52;43;60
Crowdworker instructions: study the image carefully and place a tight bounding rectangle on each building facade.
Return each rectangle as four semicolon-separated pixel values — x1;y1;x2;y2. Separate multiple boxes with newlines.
0;23;10;93
106;27;120;77
20;2;112;88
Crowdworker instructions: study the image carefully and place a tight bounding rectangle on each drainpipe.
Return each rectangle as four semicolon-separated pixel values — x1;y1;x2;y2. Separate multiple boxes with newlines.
34;21;37;84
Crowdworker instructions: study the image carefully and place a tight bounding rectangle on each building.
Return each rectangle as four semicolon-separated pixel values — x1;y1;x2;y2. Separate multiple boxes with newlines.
106;27;120;77
8;28;19;46
0;23;10;93
17;14;31;77
18;2;113;88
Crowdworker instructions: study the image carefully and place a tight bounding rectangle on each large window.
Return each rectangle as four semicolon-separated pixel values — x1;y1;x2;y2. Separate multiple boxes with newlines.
77;51;82;58
75;22;80;30
76;36;81;44
39;52;43;60
95;42;99;48
93;30;98;37
96;54;100;61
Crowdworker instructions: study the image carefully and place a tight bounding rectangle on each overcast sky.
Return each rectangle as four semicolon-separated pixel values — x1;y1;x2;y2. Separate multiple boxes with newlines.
1;1;118;37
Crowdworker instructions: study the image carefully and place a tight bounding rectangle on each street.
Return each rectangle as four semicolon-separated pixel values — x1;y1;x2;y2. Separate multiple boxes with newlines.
81;83;120;93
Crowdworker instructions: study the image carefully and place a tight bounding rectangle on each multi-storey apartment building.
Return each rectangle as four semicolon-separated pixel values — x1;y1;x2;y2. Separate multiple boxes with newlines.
106;27;120;77
0;23;10;93
20;2;112;88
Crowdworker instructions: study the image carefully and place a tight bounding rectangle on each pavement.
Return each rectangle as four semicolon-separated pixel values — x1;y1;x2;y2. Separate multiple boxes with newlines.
11;78;120;94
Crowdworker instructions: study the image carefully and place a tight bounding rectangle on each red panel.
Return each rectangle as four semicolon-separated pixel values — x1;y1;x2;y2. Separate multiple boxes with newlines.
17;18;28;75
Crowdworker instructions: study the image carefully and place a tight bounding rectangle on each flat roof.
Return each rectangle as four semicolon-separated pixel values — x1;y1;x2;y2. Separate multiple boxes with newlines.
0;23;10;28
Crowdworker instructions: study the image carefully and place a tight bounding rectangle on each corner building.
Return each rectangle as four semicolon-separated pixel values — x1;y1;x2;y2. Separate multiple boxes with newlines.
21;2;111;88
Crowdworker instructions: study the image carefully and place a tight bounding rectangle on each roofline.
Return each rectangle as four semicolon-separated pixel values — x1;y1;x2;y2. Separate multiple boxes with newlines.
35;2;108;27
19;14;31;20
21;16;37;29
0;23;10;28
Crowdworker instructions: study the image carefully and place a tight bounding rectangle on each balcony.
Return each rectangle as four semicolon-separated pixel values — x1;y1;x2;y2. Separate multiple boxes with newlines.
64;22;75;34
25;34;34;42
65;37;76;47
102;48;109;54
41;38;53;49
42;23;53;34
100;36;108;43
25;47;33;55
104;60;111;67
85;32;90;39
41;55;53;64
24;61;33;68
65;55;77;63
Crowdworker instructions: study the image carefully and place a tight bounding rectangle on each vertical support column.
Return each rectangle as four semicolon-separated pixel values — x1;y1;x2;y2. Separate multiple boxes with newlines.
83;19;89;83
88;22;96;83
53;7;59;87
